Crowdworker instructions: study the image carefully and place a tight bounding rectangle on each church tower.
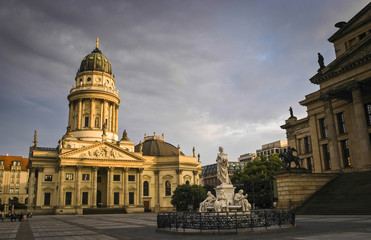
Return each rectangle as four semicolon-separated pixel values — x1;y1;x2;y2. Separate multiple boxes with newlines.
66;38;120;142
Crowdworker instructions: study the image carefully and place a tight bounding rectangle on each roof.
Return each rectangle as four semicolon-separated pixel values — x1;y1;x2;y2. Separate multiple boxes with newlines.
0;155;28;171
134;137;184;157
78;47;112;75
328;2;371;43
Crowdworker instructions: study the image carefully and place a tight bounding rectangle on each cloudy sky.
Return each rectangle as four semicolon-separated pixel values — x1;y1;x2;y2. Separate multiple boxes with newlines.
0;0;368;165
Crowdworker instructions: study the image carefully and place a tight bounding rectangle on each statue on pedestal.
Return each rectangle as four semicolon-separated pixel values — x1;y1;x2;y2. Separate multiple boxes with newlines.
234;190;251;212
214;190;230;212
216;146;231;185
199;191;216;212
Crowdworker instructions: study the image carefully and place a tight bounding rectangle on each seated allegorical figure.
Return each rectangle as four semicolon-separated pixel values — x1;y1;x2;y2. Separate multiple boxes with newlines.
214;190;230;212
234;189;251;212
199;191;216;212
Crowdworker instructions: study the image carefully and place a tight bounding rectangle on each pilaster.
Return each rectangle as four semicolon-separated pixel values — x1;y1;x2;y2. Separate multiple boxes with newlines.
75;166;82;207
58;166;65;207
92;166;98;207
351;85;371;168
322;95;341;171
123;168;129;206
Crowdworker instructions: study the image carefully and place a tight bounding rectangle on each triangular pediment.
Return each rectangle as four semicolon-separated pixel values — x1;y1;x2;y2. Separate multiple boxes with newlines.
59;141;145;162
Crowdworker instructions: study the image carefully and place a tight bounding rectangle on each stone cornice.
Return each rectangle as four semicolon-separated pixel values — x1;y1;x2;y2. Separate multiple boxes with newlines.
310;36;371;85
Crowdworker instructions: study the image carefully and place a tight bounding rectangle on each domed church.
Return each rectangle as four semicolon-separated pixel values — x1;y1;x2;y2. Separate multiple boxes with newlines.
28;39;202;214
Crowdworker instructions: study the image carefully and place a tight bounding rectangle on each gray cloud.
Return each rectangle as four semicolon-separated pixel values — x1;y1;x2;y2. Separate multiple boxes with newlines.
0;0;369;164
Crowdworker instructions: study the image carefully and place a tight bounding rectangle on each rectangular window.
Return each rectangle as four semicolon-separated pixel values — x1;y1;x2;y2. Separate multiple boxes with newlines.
306;157;313;173
340;139;351;168
113;175;120;181
129;192;134;204
82;192;89;205
44;193;51;206
304;136;311;154
85;117;89;127
114;192;119;205
66;173;74;180
319;118;328;138
65;192;72;205
337;112;346;134
82;174;90;181
45;175;53;182
365;103;371;126
322;144;331;170
128;175;135;181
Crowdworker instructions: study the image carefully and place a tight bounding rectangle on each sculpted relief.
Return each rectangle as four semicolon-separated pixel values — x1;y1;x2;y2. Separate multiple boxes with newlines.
80;146;123;159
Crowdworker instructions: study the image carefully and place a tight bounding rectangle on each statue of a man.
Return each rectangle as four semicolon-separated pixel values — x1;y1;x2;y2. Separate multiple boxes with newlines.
318;53;325;69
234;189;251;212
216;146;231;185
289;107;294;118
199;191;216;212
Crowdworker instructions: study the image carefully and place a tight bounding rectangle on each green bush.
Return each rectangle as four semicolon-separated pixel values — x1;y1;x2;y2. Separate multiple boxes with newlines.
171;184;207;211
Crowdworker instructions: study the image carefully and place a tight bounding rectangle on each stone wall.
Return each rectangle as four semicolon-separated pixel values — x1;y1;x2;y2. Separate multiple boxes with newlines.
275;172;336;209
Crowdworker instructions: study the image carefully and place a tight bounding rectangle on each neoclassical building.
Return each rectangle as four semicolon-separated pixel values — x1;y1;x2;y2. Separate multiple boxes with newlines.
281;3;371;173
28;39;202;214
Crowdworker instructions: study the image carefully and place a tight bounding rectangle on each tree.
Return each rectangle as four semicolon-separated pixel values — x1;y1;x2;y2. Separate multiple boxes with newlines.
231;153;284;209
171;184;207;211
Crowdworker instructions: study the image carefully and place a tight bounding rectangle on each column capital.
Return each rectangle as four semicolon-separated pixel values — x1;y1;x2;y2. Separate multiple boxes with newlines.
176;169;183;174
193;170;198;175
320;93;332;102
137;168;144;173
109;167;115;172
37;167;44;172
76;166;83;170
123;167;130;172
93;166;99;171
154;170;160;175
59;165;66;170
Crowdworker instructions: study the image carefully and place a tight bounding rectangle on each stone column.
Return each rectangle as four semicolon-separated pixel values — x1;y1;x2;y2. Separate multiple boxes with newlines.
109;104;113;131
68;102;74;128
107;167;114;207
112;105;116;133
92;167;98;207
351;85;371;168
90;98;95;128
193;171;198;185
123;168;129;206
35;167;44;207
58;166;65;207
75;166;82;207
100;100;104;129
176;169;183;186
28;168;36;209
115;106;119;133
154;170;160;211
78;99;82;129
323;95;341;171
138;168;143;205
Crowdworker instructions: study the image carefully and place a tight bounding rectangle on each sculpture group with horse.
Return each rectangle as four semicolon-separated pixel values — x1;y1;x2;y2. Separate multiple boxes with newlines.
279;147;301;169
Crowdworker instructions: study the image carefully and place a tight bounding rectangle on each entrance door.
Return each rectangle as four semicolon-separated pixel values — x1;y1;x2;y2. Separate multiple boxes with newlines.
144;201;150;212
97;190;102;207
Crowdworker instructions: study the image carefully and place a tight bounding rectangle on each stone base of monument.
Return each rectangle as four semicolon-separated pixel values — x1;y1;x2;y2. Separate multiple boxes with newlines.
215;183;236;204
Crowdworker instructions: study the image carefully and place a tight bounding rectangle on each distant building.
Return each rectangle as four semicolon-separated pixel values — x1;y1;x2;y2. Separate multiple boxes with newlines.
202;162;246;187
256;140;288;157
281;3;371;173
238;153;256;163
0;155;29;205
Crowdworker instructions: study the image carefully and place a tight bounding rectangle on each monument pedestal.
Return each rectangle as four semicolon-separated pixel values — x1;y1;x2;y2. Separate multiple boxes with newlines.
215;183;236;205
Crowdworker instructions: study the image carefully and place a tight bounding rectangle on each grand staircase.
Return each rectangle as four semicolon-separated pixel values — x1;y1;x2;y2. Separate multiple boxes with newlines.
296;171;371;215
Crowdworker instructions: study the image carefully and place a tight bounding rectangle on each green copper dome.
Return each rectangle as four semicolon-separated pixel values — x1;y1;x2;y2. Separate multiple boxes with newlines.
78;47;112;75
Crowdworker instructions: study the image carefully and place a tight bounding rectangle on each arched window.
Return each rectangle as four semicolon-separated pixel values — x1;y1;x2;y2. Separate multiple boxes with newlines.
165;180;171;196
95;117;99;128
185;180;190;185
143;181;149;196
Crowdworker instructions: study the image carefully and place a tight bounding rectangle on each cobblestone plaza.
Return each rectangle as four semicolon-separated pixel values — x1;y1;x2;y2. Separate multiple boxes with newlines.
1;213;371;240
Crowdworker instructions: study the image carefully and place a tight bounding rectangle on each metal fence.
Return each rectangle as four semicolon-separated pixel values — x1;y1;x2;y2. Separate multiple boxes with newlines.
157;209;295;231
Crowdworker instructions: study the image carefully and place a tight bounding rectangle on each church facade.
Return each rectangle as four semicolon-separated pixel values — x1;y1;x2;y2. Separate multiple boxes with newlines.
281;3;371;173
28;39;202;214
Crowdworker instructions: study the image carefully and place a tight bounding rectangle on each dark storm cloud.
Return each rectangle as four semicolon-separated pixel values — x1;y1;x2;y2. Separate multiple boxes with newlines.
0;0;369;163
